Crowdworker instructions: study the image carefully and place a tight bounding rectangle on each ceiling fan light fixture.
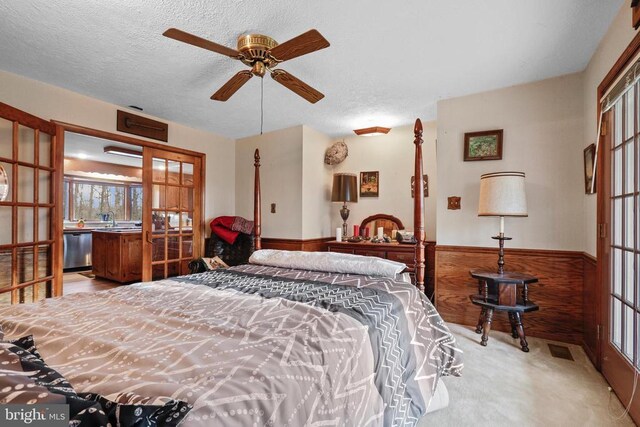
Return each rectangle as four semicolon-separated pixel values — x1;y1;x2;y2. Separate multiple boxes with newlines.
237;34;278;61
353;126;391;137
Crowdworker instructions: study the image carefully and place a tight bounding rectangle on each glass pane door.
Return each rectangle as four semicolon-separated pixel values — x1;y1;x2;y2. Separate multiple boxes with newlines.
142;148;201;281
608;86;640;369
603;84;640;415
0;103;57;304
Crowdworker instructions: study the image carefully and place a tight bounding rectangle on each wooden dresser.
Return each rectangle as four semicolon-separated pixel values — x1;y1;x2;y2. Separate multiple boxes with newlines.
326;240;435;298
326;240;417;272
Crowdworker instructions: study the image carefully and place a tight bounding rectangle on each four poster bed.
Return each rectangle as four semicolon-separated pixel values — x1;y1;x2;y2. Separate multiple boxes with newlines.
0;119;462;426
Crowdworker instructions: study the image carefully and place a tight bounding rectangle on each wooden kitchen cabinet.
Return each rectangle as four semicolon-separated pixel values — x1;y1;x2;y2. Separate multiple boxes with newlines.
92;231;142;283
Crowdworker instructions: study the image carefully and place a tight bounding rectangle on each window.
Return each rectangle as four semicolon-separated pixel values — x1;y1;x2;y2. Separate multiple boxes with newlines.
63;178;142;221
62;181;69;220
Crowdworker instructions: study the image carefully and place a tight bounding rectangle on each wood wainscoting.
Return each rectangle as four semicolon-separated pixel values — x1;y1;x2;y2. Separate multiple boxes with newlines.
582;254;598;367
436;245;585;345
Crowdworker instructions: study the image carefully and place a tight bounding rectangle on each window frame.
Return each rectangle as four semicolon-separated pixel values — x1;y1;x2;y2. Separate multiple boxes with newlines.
63;176;142;222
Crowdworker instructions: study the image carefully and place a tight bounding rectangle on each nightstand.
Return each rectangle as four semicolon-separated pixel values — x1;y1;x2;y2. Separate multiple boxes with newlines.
469;270;539;352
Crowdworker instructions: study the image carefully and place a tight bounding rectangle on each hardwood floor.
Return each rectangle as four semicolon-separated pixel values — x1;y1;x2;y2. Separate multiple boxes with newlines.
63;271;121;295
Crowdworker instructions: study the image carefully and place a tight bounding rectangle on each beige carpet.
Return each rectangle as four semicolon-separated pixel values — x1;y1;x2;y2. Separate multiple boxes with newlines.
420;324;635;426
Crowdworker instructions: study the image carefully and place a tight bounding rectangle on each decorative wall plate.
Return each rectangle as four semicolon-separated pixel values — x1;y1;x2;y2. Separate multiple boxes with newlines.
0;165;8;201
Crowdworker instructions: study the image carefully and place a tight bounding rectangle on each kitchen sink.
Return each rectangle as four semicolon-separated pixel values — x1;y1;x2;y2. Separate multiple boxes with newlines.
95;227;142;232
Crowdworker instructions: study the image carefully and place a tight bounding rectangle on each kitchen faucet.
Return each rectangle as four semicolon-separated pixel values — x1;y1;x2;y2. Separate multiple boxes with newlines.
107;210;117;227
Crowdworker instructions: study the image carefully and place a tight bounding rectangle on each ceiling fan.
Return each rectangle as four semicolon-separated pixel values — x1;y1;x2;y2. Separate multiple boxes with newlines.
163;28;330;103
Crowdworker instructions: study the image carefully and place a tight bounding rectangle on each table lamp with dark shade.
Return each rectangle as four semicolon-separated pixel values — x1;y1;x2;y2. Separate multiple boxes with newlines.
331;173;358;238
478;171;528;274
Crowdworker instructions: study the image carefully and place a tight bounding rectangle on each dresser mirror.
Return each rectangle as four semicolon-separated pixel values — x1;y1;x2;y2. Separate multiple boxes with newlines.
360;214;404;238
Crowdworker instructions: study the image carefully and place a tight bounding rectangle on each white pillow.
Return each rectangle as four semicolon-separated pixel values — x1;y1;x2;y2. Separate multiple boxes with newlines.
249;249;407;279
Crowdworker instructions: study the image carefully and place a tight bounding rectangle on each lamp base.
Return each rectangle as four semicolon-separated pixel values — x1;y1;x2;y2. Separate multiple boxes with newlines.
491;234;512;274
340;203;350;239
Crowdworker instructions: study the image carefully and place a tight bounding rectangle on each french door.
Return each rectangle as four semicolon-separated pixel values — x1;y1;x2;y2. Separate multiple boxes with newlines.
0;103;58;303
602;86;640;419
142;148;202;281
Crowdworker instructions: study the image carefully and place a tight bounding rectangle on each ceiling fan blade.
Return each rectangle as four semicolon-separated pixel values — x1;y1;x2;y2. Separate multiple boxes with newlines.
163;28;240;58
271;69;324;103
268;29;330;62
211;71;253;101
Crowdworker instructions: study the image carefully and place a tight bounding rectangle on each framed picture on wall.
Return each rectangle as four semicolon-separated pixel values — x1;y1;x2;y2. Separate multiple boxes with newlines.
463;129;503;161
360;171;379;197
411;174;429;197
583;143;596;194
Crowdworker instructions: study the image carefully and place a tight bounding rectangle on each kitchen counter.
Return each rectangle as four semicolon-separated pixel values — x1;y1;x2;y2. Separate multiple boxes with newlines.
91;227;190;283
92;231;142;283
92;228;190;235
63;227;142;272
92;228;142;235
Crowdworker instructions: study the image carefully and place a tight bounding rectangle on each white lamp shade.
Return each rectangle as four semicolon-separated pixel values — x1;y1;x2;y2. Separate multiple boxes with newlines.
478;171;528;217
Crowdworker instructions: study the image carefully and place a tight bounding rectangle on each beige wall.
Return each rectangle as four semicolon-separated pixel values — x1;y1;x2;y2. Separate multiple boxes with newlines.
235;126;304;239
583;4;637;256
0;69;236;224
301;126;334;239
235;125;335;240
235;122;436;241
436;73;585;250
330;122;438;240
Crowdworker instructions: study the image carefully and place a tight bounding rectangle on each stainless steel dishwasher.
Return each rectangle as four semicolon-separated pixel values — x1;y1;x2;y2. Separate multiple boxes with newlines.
63;231;92;270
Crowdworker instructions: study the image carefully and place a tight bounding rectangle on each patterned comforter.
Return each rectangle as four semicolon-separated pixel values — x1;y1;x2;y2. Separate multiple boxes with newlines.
0;265;462;426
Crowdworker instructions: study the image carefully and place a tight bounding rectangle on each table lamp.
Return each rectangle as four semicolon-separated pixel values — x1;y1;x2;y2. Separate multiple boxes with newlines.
478;171;528;274
331;173;358;238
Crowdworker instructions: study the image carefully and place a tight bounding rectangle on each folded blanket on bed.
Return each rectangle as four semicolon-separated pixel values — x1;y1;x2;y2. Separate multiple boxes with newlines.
250;249;407;278
209;216;254;244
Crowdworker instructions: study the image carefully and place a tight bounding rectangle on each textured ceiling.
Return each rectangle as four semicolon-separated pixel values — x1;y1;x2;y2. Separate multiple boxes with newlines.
0;0;624;139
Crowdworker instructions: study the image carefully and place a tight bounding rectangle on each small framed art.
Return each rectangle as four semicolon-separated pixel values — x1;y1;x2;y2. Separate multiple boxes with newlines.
464;129;503;161
360;171;379;197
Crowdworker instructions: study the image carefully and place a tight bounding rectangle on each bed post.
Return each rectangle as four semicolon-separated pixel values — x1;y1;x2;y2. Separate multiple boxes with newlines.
413;119;426;293
254;149;262;250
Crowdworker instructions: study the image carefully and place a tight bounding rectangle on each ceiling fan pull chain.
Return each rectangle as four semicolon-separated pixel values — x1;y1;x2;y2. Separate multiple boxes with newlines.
260;77;264;135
